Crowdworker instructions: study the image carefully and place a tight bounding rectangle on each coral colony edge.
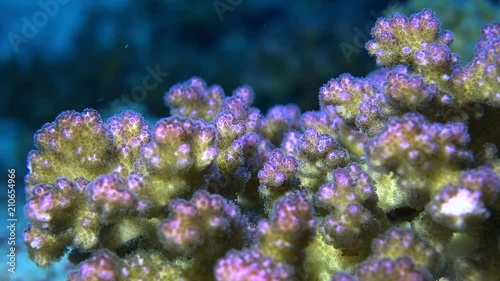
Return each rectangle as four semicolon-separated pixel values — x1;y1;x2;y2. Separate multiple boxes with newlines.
23;9;499;281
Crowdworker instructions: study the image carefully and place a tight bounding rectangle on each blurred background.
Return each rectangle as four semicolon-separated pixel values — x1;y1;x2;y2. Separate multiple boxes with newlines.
0;0;498;280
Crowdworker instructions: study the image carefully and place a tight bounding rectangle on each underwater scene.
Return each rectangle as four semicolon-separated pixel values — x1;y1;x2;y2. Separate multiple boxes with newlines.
0;0;499;280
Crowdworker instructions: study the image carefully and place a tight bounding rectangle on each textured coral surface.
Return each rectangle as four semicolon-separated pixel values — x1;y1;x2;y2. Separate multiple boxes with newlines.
23;9;500;281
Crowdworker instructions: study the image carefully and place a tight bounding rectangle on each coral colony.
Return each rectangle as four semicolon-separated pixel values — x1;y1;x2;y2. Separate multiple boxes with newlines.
23;9;499;281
